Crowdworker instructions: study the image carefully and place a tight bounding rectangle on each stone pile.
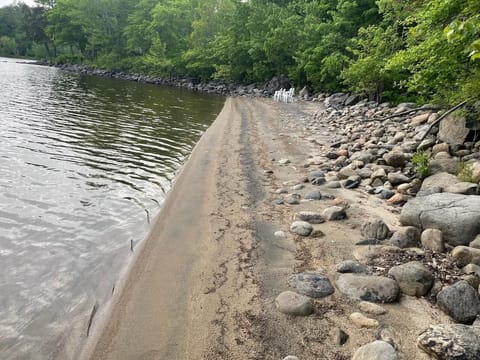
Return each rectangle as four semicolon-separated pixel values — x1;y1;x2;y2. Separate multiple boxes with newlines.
273;94;480;359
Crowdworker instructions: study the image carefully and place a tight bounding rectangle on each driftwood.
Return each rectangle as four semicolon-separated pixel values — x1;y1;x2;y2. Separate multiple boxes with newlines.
377;105;440;122
86;302;98;337
419;100;468;142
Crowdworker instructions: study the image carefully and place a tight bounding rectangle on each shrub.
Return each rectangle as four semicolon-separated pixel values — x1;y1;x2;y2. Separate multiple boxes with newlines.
411;151;432;178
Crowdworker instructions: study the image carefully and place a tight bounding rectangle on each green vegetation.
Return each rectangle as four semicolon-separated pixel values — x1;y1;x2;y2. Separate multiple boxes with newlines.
412;151;432;179
457;162;478;183
1;0;479;104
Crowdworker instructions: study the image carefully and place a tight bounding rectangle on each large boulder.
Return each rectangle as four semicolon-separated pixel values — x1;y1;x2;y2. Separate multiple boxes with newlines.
436;281;480;323
417;324;480;360
438;113;470;144
400;193;480;246
336;274;400;303
388;261;433;296
419;172;458;192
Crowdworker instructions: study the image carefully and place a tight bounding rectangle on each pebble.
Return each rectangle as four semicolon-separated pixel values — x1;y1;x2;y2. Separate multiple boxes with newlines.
278;158;290;165
350;312;379;328
304;190;322;200
375;326;398;349
291;184;305;190
285;194;301;205
310;229;325;238
307;170;325;182
359;301;387;315
325;180;341;188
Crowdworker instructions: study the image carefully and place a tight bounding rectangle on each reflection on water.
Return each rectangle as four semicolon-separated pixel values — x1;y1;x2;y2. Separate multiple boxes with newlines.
0;57;224;359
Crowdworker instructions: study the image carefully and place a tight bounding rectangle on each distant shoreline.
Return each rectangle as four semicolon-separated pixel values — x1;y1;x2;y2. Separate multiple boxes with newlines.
35;61;288;98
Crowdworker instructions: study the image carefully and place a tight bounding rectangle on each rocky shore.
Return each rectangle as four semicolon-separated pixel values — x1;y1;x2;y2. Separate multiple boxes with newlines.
266;94;480;359
46;63;293;97
79;92;479;359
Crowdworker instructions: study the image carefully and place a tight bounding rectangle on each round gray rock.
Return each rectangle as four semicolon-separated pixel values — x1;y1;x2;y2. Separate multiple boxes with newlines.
387;172;410;186
305;190;322;200
389;226;420;248
352;340;399;360
275;291;314;316
383;152;407;168
437;281;480;323
361;220;391;240
323;206;347;221
289;221;313;236
285;194;301;205
388;261;434;297
289;272;334;298
421;228;445;253
308;170;325;183
336;274;400;303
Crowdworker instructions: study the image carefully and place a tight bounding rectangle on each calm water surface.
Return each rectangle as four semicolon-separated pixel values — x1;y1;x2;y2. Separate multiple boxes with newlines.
0;57;224;358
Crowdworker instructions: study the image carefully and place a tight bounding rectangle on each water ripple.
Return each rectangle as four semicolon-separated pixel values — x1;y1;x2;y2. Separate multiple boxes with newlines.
0;57;224;359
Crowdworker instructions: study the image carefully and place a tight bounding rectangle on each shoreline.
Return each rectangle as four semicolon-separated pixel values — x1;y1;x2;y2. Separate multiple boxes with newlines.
80;98;241;359
38;62;291;98
81;96;479;359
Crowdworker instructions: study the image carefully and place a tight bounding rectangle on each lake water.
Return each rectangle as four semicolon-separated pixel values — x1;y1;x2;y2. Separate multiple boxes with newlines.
0;57;224;359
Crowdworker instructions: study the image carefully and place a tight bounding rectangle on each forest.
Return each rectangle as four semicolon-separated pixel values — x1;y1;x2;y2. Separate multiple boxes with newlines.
0;0;479;104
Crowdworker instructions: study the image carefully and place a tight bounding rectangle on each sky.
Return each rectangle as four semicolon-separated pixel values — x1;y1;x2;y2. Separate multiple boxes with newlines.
0;0;35;7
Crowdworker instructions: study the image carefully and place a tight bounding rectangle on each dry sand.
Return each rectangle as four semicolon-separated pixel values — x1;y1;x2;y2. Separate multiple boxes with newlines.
80;97;448;360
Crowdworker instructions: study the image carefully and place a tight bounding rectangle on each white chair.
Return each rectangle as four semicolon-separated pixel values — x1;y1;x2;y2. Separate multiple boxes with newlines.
273;87;294;103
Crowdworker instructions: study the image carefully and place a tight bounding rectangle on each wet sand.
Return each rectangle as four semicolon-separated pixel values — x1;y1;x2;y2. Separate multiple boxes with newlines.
81;97;447;360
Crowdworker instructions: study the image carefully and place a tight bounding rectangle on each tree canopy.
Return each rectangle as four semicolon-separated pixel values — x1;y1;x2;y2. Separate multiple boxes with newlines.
0;0;479;104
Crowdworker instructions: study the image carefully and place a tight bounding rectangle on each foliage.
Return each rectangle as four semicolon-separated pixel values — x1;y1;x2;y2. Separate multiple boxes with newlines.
411;151;432;178
1;0;478;105
457;162;478;183
342;25;401;102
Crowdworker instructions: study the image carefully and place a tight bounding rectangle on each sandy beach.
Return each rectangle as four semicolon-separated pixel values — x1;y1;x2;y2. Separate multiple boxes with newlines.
80;97;452;359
